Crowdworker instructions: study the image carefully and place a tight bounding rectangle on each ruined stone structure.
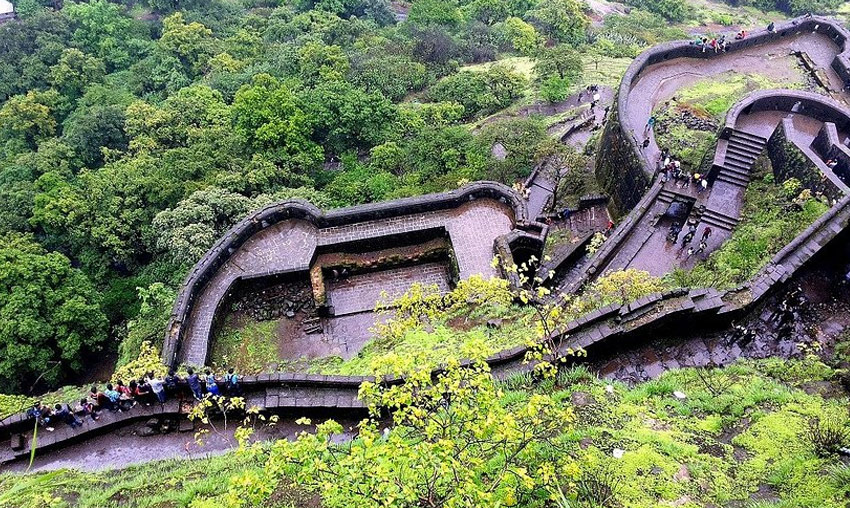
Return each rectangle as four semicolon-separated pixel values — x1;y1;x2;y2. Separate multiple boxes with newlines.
597;15;850;213
574;16;850;290
161;182;546;368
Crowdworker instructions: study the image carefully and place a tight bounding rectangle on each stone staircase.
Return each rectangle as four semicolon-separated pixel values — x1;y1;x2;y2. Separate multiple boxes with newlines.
717;129;767;187
699;207;739;232
303;313;323;334
658;188;677;205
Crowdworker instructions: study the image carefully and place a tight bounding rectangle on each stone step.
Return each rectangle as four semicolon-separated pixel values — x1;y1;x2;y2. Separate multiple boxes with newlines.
730;128;768;145
722;157;752;172
722;163;752;179
728;139;765;156
701;208;739;231
726;143;761;160
728;135;766;150
717;172;750;188
725;150;758;166
658;189;677;203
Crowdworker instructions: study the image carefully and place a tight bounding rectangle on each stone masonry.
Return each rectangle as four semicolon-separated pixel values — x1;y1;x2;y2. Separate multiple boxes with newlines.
172;186;526;368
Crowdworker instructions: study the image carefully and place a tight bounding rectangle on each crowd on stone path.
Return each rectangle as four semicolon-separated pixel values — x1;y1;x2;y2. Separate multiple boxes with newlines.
25;367;242;432
654;146;710;194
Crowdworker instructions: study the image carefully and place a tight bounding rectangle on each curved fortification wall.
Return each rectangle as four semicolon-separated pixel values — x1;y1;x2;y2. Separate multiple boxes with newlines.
162;181;534;368
597;15;850;214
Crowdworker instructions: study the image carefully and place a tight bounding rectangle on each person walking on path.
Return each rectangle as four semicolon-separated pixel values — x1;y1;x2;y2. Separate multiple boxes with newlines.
701;227;713;241
645;116;656;135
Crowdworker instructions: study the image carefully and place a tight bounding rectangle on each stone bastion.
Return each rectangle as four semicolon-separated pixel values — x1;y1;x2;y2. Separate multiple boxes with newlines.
597;15;850;214
161;181;547;368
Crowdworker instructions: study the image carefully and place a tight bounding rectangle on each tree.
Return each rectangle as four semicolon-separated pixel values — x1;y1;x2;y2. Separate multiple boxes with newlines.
475;117;547;183
190;356;572;508
297;40;349;86
232;74;322;165
31;155;187;276
501;16;543;54
48;48;105;99
150;188;254;267
0;166;36;235
350;54;429;102
0;89;64;152
125;84;230;150
158;12;215;76
535;45;583;82
305;80;397;154
62;103;128;168
539;76;571;102
64;0;150;71
407;0;463;27
0;233;107;393
427;66;526;120
526;0;589;44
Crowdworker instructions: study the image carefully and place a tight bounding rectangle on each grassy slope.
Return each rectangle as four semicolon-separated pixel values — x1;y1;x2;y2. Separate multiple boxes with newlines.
3;357;850;508
654;70;804;170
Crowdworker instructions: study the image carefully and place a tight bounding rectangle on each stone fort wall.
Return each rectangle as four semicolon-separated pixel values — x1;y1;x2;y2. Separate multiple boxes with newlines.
161;181;535;367
7;17;850;463
597;15;850;213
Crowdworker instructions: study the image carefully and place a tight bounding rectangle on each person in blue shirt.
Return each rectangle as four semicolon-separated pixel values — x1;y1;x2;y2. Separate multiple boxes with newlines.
204;369;220;396
186;368;203;400
225;368;241;396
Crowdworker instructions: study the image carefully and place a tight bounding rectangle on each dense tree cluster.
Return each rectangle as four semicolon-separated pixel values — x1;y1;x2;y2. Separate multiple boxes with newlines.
0;0;596;391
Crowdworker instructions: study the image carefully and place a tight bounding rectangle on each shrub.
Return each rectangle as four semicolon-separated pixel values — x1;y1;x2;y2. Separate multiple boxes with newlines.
806;416;850;458
540;76;572;102
427;65;527;120
575;465;622;507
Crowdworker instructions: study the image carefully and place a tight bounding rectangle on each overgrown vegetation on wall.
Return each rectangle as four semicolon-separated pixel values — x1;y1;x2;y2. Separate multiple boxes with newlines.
6;352;850;507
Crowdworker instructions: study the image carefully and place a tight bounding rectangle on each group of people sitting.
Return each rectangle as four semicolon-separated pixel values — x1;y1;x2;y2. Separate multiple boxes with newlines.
691;20;787;51
691;35;730;53
25;367;242;432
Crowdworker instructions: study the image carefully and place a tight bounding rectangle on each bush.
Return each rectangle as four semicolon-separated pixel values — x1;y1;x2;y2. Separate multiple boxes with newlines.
539;76;572;102
427;65;527;120
622;0;693;21
807;416;850;458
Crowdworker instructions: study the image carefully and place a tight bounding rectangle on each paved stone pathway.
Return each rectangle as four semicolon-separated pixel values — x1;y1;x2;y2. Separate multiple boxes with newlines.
626;30;846;168
525;86;614;219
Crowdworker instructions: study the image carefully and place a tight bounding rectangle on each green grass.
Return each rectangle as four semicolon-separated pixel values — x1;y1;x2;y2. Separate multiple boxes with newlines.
209;318;279;374
461;56;537;81
578;55;633;91
0;452;266;508
675;72;801;119
5;356;850;507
